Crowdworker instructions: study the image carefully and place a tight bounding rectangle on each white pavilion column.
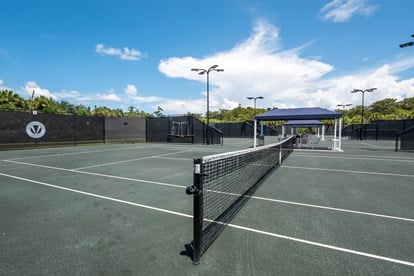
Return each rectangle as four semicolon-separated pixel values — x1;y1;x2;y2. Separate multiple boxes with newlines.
253;119;257;148
321;125;325;141
338;117;343;151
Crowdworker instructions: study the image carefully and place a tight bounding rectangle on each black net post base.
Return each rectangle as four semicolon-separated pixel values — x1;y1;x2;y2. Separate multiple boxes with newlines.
185;158;204;264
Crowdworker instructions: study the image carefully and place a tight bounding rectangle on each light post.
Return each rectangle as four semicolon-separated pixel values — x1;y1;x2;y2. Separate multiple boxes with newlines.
351;88;377;140
247;96;264;118
336;104;352;136
399;34;414;48
247;96;264;144
336;103;352;126
191;65;224;144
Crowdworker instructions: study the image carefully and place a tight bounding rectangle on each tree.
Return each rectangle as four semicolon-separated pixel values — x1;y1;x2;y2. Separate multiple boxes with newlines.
369;98;398;115
0;90;29;111
32;96;58;113
153;106;164;117
92;106;112;117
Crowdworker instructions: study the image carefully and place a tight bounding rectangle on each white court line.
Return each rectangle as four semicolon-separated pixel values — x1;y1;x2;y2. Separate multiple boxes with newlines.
293;154;414;163
0;172;192;218
154;156;193;161
6;145;149;160
4;144;218;161
3;159;185;190
1;171;413;268
357;141;382;148
3;159;414;223
282;165;414;178
209;190;414;222
71;149;193;170
294;151;414;161
226;223;414;267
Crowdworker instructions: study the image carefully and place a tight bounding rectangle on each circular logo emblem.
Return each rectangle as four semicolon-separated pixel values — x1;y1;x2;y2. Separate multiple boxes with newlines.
26;121;46;139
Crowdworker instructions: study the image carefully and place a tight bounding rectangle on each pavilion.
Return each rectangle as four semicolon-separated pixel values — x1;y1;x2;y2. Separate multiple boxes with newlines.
254;107;343;151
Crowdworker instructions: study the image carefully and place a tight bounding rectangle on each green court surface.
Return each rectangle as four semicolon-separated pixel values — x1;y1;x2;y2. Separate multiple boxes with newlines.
1;138;413;275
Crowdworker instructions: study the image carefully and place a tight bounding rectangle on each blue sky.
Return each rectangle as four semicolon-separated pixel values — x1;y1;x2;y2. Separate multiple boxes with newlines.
1;0;413;115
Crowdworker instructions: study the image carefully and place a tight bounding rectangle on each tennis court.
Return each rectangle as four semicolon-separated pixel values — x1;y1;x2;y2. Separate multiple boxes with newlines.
1;138;413;275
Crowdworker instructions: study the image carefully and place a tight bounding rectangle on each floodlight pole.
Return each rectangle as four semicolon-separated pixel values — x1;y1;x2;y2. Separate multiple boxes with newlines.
351;88;377;140
191;65;224;144
247;96;264;118
336;103;352;126
399;34;414;48
247;96;264;143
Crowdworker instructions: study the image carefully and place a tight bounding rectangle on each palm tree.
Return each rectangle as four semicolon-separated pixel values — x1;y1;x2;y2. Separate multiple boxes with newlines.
0;90;29;111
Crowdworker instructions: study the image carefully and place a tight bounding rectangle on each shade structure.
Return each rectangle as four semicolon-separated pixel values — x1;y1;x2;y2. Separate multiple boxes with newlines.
253;107;343;151
283;120;324;128
255;107;342;120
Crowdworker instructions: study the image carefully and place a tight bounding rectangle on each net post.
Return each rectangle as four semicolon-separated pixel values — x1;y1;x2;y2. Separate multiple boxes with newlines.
192;158;203;264
279;144;282;164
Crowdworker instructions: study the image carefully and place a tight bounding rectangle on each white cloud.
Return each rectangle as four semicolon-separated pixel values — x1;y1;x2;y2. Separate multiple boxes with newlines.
95;44;143;61
158;21;333;113
0;79;9;91
320;0;377;23
157;20;414;114
124;84;138;96
9;19;413;116
54;90;81;99
23;81;57;99
127;95;163;103
98;91;122;102
302;63;414;108
21;82;123;104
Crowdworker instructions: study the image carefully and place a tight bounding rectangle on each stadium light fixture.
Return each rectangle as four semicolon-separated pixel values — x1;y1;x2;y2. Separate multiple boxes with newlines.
337;103;352;126
247;96;264;118
191;65;224;144
399;34;414;48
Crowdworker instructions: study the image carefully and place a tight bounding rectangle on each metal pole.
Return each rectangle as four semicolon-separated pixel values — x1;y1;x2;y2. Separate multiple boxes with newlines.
191;65;224;146
253;98;257;117
360;91;364;140
247;96;264;141
351;88;376;140
206;72;210;145
338;117;343;151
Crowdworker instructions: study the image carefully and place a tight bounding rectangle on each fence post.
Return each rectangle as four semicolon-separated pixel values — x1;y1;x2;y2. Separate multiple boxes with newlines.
395;133;399;152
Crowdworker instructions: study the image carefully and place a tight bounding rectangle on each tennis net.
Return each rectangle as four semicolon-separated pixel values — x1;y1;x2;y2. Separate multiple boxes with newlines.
186;136;294;264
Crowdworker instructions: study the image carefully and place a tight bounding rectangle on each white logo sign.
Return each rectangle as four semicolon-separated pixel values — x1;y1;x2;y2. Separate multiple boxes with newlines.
26;121;46;139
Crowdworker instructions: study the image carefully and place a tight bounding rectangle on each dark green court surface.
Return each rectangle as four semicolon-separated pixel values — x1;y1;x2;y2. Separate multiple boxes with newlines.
1;138;413;275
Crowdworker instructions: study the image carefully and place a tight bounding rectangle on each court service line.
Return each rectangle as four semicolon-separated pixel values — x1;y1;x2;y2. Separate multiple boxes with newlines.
2;159;185;190
293;154;414;163
0;172;192;218
3;159;414;222
226;223;414;267
154;156;193;161
1;171;413;268
357;141;382;148
71;149;193;170
209;190;414;222
6;145;150;160
294;151;414;161
282;165;414;178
